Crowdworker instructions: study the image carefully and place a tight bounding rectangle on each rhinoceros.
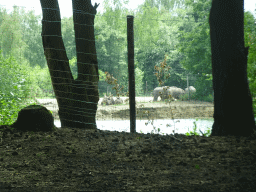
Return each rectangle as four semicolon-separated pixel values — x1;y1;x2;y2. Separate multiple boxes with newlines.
153;86;184;101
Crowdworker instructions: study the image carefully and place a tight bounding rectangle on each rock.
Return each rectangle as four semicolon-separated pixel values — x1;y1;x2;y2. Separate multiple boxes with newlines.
10;105;56;132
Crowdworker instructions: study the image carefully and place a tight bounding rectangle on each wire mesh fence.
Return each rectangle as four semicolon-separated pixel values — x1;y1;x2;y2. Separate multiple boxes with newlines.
0;4;217;135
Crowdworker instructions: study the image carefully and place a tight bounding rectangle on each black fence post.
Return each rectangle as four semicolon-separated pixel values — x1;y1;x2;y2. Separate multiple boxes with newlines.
127;15;136;133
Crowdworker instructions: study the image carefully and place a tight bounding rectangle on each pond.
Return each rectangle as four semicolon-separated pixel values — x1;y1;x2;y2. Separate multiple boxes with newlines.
54;118;214;136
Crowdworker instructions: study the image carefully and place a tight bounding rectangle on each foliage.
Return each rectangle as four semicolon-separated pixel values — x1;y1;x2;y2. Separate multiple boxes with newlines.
0;6;28;64
69;57;78;80
104;71;128;97
179;92;197;101
94;3;128;94
0;51;39;125
61;17;76;61
98;69;107;81
0;0;255;131
20;9;46;68
185;118;212;137
176;0;213;99
103;66;144;97
244;11;256;118
0;1;255;104
29;66;54;98
134;6;188;91
146;48;213;136
154;54;171;86
134;66;145;96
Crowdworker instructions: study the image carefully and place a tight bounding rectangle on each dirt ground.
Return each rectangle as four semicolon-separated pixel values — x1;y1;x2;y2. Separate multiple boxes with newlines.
0;97;255;191
0;126;256;191
97;99;214;121
35;97;214;121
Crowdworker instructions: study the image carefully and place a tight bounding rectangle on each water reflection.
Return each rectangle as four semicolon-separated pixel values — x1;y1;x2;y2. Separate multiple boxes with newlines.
54;118;214;136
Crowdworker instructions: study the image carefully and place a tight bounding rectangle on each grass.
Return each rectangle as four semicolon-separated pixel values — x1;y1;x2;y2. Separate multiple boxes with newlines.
184;118;212;137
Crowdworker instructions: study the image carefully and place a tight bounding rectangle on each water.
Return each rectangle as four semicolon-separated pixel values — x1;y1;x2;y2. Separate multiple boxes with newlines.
54;118;214;136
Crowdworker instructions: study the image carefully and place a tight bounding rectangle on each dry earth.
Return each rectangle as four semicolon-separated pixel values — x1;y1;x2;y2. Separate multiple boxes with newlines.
0;126;256;191
34;97;214;121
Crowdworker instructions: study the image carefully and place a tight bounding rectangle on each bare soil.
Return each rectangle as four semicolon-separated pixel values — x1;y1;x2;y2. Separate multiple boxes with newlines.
35;97;214;121
96;99;214;121
0;126;256;191
0;98;255;191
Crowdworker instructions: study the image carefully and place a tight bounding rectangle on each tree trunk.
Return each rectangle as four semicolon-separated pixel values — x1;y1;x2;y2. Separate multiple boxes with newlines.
209;0;256;136
40;0;99;129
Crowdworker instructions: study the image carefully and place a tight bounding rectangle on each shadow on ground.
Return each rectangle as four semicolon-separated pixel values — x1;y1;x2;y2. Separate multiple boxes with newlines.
0;125;255;191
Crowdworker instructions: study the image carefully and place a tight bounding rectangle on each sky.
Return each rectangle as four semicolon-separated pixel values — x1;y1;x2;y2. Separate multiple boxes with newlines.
0;0;255;19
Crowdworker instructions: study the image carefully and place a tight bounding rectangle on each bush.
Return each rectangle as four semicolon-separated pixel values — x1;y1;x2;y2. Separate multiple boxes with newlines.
0;52;39;125
180;93;197;101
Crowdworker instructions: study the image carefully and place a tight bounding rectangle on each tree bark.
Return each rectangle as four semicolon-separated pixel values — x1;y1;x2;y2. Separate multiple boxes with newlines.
40;0;99;129
209;0;256;136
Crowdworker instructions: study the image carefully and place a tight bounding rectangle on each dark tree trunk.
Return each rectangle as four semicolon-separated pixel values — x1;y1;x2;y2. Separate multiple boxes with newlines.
209;0;256;136
40;0;99;129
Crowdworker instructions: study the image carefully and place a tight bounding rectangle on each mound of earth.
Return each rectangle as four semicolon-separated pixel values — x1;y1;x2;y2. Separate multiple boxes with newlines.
10;105;57;132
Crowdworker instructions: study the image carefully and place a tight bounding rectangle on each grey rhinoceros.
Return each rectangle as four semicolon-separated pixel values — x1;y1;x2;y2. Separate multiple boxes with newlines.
114;97;123;105
185;86;196;96
153;86;184;101
101;96;124;105
101;96;115;105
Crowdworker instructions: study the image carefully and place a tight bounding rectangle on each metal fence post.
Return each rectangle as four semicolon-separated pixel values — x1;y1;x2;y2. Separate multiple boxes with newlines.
127;15;136;133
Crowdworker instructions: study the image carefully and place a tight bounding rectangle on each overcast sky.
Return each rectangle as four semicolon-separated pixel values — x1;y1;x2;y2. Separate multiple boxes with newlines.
0;0;255;19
